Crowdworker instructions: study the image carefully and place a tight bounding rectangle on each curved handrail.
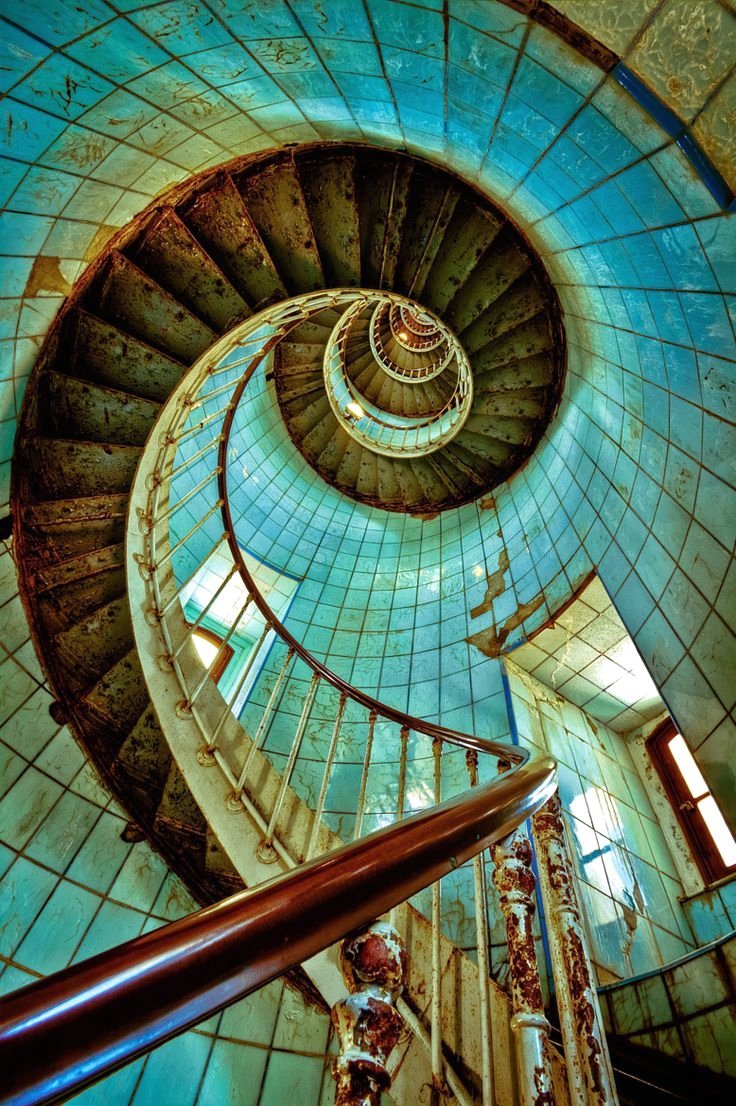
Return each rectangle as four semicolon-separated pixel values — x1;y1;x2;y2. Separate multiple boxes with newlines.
0;752;556;1106
218;348;520;765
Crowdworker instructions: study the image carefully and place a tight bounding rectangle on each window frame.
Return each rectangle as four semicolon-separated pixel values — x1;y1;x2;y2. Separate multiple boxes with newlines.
189;624;234;685
647;718;736;884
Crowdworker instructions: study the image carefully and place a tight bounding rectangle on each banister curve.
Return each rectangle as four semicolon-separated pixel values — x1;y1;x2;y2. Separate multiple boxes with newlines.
213;297;522;764
0;750;556;1106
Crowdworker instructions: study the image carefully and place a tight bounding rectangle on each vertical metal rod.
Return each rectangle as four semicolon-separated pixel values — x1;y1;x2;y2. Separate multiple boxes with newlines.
209;620;272;749
532;793;619;1106
306;692;347;860
353;710;377;841
186;593;253;708
234;646;294;797
153;468;222;529
430;737;444;1099
155;501;223;570
166;436;220;479
261;671;320;850
492;825;555;1106
466;751;496;1106
172;563;240;659
396;724;410;822
160;534;227;615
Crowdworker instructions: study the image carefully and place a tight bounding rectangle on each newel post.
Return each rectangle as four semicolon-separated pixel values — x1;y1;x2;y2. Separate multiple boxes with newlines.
492;827;556;1106
331;921;407;1106
532;793;619;1106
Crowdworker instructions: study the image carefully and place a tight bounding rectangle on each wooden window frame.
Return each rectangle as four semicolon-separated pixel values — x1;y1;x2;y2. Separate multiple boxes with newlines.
190;625;234;685
647;718;736;884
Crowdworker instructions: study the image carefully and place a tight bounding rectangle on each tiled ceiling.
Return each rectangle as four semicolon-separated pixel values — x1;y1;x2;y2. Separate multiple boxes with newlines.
509;576;664;733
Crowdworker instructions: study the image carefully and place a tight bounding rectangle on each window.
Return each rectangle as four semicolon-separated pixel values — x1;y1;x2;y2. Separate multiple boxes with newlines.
191;626;233;685
648;719;736;883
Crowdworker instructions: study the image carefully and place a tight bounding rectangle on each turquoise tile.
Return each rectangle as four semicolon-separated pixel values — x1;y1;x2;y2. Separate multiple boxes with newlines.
24;789;101;873
131;1030;211;1106
196;1039;268;1106
0;765;63;849
15;877;100;974
71;898;146;963
259;1051;325;1106
66;810;132;893
109;842;168;912
0;856;58;957
34;726;87;785
0;24;51;93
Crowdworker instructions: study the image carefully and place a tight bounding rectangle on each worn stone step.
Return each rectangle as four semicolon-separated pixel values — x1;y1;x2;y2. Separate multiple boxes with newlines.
396;171;462;299
446;235;531;336
473;313;554;371
21;495;128;565
181;172;286;309
53;594;133;691
132;207;248;332
236;158;324;295
422;197;503;317
83;648;150;736
299;152;361;287
22;439;141;500
72;311;188;403
96;251;215;364
116;703;171;790
356;153;412;289
41;372;160;447
459;271;546;354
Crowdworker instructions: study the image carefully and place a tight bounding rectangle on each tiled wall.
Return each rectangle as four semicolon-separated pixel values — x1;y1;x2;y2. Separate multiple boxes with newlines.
0;540;337;1106
682;875;736;945
506;661;696;980
0;0;734;998
599;931;736;1080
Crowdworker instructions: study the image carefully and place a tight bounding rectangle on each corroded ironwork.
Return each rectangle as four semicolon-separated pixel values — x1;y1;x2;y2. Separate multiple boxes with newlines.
332;922;407;1106
532;793;618;1106
492;829;555;1106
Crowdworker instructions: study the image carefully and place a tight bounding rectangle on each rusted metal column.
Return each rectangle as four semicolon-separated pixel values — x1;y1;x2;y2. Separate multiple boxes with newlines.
492;828;555;1106
532;792;619;1106
331;922;407;1106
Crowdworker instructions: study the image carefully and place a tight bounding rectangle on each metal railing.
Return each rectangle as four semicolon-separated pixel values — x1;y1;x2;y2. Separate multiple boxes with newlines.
122;290;618;1106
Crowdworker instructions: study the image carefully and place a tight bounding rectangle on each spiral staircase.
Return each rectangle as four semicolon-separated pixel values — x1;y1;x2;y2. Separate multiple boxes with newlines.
11;140;716;1106
13;142;564;912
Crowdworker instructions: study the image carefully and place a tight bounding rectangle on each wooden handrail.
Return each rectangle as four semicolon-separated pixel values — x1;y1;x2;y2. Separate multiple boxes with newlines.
1;752;555;1106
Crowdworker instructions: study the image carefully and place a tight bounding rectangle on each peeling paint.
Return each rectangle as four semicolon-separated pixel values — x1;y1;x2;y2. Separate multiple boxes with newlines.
467;594;545;656
24;256;72;298
470;547;509;619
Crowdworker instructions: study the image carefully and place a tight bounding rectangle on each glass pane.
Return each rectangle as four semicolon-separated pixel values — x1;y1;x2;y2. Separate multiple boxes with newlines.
668;732;709;798
697;796;736;867
193;631;219;669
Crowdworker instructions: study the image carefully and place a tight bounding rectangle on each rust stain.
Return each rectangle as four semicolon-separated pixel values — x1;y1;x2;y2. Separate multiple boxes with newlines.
467;593;545;657
84;224;117;263
478;493;496;510
24;256;72;298
470;547;509;619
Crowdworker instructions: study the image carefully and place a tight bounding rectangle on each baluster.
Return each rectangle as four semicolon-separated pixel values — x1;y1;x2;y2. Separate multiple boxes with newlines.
466;750;495;1106
230;646;294;807
331;923;407;1106
166;435;221;480
257;670;320;862
430;736;446;1101
159;534;227;616
182;592;253;711
306;691;347;860
353;710;377;841
492;825;555;1106
150;468;222;532
396;724;410;822
532;793;618;1106
170;564;240;662
200;618;272;761
154;500;224;571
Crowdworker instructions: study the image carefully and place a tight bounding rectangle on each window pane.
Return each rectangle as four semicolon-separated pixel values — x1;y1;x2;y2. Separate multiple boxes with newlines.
193;631;219;669
668;732;709;798
697;796;736;867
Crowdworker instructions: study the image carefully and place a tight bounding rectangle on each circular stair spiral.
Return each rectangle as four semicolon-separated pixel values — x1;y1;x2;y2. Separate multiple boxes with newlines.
11;143;565;925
